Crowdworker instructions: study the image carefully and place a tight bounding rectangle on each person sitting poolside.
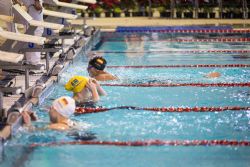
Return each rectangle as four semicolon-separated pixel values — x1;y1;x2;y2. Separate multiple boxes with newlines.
87;56;118;81
65;76;106;106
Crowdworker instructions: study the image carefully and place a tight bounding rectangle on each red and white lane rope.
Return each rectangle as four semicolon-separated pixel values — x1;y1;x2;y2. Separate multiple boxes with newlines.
108;64;250;68
112;29;250;33
29;140;250;148
101;83;250;87
97;50;250;54
103;38;250;43
75;106;250;115
155;29;250;33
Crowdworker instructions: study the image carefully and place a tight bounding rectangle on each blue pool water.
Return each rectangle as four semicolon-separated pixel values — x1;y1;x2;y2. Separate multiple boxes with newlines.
2;32;250;167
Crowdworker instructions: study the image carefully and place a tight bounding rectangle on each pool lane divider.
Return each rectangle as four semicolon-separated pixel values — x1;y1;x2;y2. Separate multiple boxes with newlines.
101;83;250;87
75;106;250;115
108;64;250;68
103;38;250;43
29;140;250;148
97;50;250;54
114;29;250;33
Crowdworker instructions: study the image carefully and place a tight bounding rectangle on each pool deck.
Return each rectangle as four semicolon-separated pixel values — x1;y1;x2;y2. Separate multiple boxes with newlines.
80;18;250;31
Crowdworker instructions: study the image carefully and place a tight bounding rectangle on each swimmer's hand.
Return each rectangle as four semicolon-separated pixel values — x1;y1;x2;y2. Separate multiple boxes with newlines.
21;111;36;131
21;111;32;126
86;80;100;102
86;79;97;92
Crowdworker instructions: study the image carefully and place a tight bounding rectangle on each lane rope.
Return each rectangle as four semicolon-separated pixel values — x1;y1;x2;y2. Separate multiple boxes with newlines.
101;83;250;87
97;50;250;54
29;140;250;148
108;64;250;68
103;37;250;43
112;29;250;33
75;106;250;115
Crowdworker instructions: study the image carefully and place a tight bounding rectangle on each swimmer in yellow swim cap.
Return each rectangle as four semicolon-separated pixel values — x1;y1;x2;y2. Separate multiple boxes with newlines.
65;76;106;105
87;56;118;81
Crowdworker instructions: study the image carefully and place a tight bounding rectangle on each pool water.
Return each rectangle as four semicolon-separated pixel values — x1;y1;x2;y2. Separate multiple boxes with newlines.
2;32;250;167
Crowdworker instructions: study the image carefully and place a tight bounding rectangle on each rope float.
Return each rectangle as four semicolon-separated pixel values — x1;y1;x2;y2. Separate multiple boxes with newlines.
29;140;250;148
97;50;250;54
75;106;250;115
101;83;250;87
114;29;250;33
108;64;250;68
103;38;250;43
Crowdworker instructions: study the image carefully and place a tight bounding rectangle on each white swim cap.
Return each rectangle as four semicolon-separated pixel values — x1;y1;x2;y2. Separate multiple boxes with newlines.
52;96;76;118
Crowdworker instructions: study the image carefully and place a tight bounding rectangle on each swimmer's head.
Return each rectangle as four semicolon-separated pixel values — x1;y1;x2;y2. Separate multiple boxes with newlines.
49;96;75;122
88;56;107;71
65;76;89;93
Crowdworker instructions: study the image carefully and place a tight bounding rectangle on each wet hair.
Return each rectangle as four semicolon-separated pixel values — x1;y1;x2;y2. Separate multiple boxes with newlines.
49;108;63;123
49;110;58;123
88;56;107;71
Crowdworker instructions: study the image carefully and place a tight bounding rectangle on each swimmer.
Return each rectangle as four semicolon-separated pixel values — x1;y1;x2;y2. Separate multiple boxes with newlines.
21;96;75;131
205;72;221;78
124;34;145;57
21;96;97;142
65;76;106;106
87;56;118;81
47;96;76;130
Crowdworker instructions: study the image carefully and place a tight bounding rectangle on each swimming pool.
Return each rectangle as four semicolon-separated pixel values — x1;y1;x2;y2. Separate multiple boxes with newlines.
2;31;250;167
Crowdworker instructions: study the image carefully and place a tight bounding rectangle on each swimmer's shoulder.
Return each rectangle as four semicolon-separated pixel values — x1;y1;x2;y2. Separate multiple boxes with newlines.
48;123;70;131
95;73;118;81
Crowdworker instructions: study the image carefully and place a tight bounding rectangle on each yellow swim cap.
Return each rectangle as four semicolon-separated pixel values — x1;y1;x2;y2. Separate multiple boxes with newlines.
65;76;89;93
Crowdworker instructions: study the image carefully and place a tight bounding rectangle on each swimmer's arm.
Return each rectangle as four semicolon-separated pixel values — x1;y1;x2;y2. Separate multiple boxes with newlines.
48;124;70;131
95;82;107;96
86;80;100;102
95;73;119;81
22;124;48;132
21;111;36;131
90;78;107;96
91;86;100;102
25;125;69;132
